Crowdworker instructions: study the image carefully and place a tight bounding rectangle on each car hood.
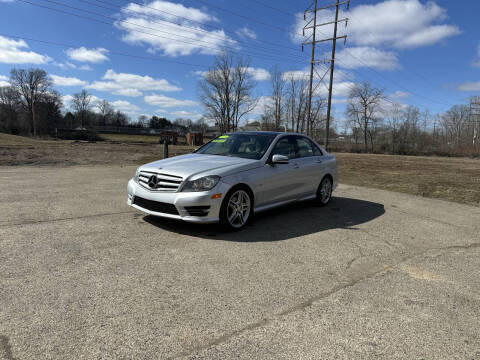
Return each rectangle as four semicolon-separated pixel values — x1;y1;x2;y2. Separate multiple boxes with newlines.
140;153;260;179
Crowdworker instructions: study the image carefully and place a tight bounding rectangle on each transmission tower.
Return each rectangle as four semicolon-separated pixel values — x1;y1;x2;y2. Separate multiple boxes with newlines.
469;97;480;147
303;0;349;147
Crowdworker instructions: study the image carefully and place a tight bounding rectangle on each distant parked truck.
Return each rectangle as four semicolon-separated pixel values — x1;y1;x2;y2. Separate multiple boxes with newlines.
186;132;203;146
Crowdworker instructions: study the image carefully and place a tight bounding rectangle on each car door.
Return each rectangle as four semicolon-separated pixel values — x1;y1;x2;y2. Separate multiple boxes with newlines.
255;136;303;207
292;136;325;197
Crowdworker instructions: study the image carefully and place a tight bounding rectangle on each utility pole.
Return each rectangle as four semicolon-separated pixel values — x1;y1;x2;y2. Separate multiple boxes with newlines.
303;0;349;146
469;96;480;147
306;0;318;138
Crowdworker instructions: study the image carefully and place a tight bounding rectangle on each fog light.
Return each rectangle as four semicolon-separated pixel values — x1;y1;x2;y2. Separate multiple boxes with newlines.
211;193;222;199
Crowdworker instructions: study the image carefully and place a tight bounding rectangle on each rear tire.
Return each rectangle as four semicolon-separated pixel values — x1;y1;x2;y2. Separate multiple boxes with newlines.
219;186;253;231
316;176;332;206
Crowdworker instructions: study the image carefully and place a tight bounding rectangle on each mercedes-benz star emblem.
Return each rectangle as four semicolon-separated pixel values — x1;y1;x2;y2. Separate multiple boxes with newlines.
148;175;158;188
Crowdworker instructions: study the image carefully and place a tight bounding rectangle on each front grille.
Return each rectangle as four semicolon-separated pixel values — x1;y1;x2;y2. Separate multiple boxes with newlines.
133;196;179;215
138;171;183;192
184;206;211;217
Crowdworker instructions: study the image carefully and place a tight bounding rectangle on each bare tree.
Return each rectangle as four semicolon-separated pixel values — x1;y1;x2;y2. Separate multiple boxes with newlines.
347;82;384;151
284;74;310;133
0;86;20;133
72;89;93;128
441;105;469;146
199;51;257;133
97;99;114;127
9;68;52;136
270;66;285;131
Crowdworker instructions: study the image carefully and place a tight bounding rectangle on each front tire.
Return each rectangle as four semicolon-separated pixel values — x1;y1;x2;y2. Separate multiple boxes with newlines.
316;176;332;206
219;187;253;231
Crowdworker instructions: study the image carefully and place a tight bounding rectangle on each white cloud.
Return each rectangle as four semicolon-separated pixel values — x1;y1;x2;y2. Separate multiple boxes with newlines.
169;110;202;119
236;27;257;40
87;69;180;97
66;47;109;63
79;65;93;71
246;67;271;81
315;81;356;98
282;69;309;81
50;74;87;87
61;94;74;106
62;94;102;111
252;96;274;115
390;90;410;99
194;68;270;81
0;36;51;64
334;47;400;70
457;81;480;92
111;100;141;113
144;94;197;108
123;0;218;23
0;75;9;86
293;0;460;50
53;61;77;70
291;0;460;71
116;0;236;56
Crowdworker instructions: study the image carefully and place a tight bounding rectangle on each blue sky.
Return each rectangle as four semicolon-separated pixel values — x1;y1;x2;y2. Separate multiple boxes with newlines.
0;0;479;127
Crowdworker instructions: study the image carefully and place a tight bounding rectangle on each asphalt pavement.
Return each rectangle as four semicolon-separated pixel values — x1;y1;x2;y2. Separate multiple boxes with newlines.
0;165;479;359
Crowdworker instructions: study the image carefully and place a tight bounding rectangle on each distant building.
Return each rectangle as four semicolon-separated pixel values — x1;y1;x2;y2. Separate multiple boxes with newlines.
240;121;261;132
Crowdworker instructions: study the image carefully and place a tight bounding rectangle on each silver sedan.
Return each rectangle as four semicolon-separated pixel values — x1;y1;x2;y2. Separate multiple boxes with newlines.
127;131;338;230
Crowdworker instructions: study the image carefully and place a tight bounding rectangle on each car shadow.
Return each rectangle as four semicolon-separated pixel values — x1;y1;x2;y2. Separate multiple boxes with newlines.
143;197;385;242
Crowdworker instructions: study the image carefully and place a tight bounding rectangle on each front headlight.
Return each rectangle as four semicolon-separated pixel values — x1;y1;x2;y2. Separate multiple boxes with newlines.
133;167;140;183
182;175;221;192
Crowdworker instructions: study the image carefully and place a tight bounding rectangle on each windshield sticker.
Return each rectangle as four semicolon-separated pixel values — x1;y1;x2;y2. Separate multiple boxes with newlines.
212;135;229;143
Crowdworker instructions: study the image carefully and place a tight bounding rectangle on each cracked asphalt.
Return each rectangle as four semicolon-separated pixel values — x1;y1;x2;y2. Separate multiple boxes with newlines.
1;165;479;359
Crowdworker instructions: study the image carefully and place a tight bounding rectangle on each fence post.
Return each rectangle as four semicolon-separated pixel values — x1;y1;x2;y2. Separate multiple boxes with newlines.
163;137;169;159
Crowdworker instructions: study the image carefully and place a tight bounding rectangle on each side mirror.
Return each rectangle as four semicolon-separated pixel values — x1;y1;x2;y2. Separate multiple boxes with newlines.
272;154;289;164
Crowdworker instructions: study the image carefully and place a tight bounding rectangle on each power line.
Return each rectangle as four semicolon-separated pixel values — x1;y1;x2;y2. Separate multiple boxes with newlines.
95;0;304;53
82;0;308;60
193;0;289;32
40;0;302;62
242;0;296;17
17;0;305;65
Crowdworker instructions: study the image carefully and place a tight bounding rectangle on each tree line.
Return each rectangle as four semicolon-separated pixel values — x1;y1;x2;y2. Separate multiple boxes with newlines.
1;56;479;157
0;68;207;137
198;51;478;156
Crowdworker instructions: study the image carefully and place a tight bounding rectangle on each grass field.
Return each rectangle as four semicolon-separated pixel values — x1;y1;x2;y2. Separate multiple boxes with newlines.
99;133;166;143
1;133;479;206
335;153;480;206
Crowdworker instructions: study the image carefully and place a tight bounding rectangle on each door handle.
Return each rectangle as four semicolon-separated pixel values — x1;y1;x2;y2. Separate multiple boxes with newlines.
315;159;323;164
293;164;300;169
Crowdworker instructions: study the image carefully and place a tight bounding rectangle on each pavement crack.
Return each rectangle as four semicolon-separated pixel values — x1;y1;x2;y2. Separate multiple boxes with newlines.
174;241;480;359
171;250;424;359
0;210;133;228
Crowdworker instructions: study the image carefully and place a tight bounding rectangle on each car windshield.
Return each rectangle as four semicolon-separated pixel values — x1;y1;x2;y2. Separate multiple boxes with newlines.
196;133;277;160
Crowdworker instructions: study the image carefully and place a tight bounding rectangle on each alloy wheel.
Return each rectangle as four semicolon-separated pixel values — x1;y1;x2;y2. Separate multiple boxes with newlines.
320;178;332;204
227;190;251;229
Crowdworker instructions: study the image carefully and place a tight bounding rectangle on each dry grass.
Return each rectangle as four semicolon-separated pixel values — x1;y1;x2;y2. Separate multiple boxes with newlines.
0;133;195;166
1;133;479;206
335;153;480;206
99;133;163;143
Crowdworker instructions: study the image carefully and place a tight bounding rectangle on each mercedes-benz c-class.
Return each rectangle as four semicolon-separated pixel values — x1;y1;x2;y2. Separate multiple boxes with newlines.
127;131;338;230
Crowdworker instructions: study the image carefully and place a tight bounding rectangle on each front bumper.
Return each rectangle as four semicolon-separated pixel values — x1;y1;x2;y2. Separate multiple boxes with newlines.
127;178;229;223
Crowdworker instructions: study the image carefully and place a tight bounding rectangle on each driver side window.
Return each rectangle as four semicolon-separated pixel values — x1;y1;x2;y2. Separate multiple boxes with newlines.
272;137;296;159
